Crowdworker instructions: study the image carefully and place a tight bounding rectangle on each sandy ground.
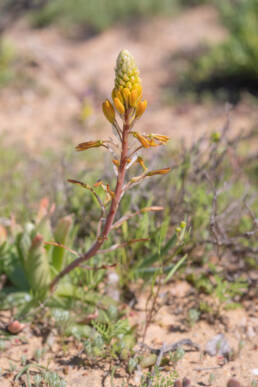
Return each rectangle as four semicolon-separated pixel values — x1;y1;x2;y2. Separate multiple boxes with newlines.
0;282;257;386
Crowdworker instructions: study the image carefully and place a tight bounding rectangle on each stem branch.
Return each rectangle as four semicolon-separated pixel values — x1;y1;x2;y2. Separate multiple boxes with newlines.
49;114;130;292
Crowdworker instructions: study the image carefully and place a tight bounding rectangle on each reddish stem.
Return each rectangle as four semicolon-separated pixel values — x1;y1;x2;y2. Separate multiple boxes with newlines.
49;113;130;291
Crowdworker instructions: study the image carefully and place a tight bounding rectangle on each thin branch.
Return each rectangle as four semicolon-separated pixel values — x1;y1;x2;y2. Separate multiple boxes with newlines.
44;241;77;256
128;145;143;158
68;179;105;217
98;238;149;254
141;339;200;355
79;263;116;270
50;110;131;291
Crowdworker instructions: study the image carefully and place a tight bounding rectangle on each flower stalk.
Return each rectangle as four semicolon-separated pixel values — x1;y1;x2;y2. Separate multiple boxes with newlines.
49;49;170;292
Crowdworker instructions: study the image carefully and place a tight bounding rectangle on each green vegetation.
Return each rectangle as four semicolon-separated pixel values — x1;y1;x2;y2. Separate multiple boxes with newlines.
178;0;258;102
1;125;256;383
0;126;256;313
29;0;179;33
0;39;15;86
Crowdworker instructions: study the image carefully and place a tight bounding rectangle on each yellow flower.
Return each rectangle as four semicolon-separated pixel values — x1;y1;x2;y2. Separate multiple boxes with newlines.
148;134;169;144
75;141;103;151
122;87;130;107
114;97;125;115
112;159;120;167
135;100;147;119
132;132;150;148
129;85;142;107
102;99;115;124
112;88;123;104
146;168;171;176
137;156;147;170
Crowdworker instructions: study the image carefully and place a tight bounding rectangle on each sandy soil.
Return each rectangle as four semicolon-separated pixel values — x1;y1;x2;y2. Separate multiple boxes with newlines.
0;282;257;386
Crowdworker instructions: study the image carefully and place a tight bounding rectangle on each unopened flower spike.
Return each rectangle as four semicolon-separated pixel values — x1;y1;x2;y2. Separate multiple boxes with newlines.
112;49;147;119
115;50;141;92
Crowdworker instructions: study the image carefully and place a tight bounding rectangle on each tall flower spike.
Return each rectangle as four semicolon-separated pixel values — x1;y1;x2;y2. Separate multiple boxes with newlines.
49;48;172;293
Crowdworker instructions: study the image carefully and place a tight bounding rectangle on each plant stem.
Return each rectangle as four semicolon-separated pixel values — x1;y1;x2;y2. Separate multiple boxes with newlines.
49;114;130;292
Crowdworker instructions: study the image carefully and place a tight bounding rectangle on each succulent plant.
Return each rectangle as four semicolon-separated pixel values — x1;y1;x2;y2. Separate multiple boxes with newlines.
1;198;74;297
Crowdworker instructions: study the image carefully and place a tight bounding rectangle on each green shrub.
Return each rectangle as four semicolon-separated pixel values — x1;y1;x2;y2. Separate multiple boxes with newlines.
184;0;258;101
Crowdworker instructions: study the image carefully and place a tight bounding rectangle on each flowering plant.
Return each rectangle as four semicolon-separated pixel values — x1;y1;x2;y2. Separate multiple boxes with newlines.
50;49;170;290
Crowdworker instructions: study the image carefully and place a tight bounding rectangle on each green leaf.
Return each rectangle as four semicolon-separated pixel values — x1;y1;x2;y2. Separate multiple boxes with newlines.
52;215;73;272
164;254;187;283
16;231;32;266
56;283;117;307
25;234;51;295
138;233;177;269
65;324;92;339
5;258;29;290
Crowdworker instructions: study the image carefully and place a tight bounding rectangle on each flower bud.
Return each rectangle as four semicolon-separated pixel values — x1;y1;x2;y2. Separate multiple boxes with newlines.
115;50;141;92
129;89;139;107
135;100;147;119
112;159;120;167
137;156;147;170
146;168;171;176
112;88;123;104
114;97;125;115
75;141;103;151
148;134;170;144
135;84;142;97
133;132;150;148
180;221;186;229
102;99;115;124
122;87;130;107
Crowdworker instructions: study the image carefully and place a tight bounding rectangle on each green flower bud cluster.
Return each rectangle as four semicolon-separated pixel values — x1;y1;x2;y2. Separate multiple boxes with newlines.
114;49;141;91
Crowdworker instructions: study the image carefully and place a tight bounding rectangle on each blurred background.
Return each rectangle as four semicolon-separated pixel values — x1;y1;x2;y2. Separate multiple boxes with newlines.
0;0;258;219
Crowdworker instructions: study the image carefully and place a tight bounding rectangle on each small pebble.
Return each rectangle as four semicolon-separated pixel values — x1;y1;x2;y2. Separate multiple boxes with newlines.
227;378;242;387
7;320;25;334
